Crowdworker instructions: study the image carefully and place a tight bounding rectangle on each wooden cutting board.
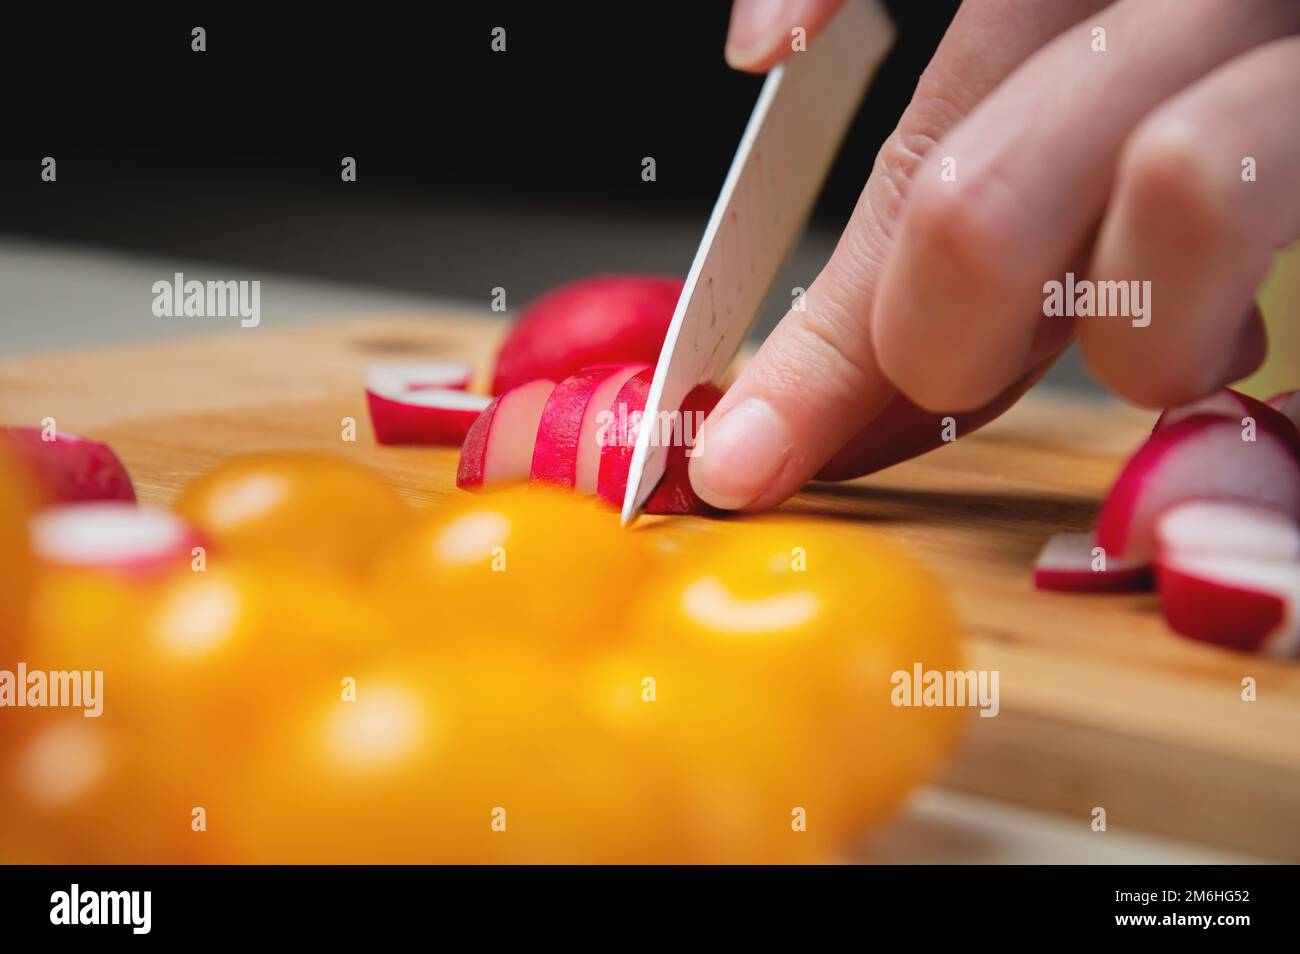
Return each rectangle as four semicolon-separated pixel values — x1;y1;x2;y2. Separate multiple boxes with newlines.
4;311;1297;861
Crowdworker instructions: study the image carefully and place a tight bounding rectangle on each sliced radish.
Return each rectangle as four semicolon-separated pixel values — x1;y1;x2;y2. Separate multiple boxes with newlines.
366;362;472;394
1265;389;1295;412
0;427;135;505
529;364;650;492
492;276;682;395
1152;388;1254;431
456;379;556;490
1155;499;1300;562
1032;531;1151;592
1096;412;1300;562
1280;391;1300;431
31;502;202;577
1157;553;1300;656
595;369;721;516
367;387;490;447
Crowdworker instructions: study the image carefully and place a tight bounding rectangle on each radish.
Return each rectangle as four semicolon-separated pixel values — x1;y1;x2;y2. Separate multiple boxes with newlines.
492;276;682;395
1155;500;1300;562
530;364;648;492
367;388;490;447
1153;387;1256;431
1032;531;1151;592
1;428;135;505
1280;391;1300;431
1265;389;1295;413
595;368;721;516
1157;553;1300;656
31;502;202;577
456;379;556;490
1096;412;1300;562
366;362;472;393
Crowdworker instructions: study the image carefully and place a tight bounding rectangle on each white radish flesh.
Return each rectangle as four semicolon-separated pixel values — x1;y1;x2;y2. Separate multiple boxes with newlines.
31;502;201;577
1032;531;1151;592
1155;500;1300;562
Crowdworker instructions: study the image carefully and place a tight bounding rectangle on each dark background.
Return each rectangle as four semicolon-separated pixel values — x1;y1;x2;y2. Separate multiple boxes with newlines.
1;3;960;302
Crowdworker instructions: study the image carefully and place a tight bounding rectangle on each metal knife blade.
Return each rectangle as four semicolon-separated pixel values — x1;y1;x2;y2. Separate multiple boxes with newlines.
620;0;894;524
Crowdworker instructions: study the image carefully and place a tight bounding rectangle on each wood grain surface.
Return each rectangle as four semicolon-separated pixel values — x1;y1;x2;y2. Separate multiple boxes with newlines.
3;313;1296;860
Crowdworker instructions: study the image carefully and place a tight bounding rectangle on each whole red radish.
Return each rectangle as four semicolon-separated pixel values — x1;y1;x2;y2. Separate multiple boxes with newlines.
492;276;682;395
1;427;135;505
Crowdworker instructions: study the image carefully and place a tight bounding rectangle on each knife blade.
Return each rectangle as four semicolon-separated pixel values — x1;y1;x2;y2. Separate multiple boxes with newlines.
620;0;894;524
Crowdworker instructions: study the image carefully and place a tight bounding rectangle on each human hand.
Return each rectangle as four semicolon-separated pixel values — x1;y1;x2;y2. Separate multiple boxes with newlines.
693;0;1300;510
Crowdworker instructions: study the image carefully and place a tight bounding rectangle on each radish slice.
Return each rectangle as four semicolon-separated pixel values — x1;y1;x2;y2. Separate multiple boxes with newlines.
1;428;135;505
530;365;646;491
1152;388;1254;431
367;387;490;447
1280;391;1300;431
595;369;721;515
366;362;472;394
1032;531;1151;592
31;502;202;577
1096;413;1300;562
457;380;556;490
1265;389;1295;412
1157;553;1300;656
1155;499;1300;562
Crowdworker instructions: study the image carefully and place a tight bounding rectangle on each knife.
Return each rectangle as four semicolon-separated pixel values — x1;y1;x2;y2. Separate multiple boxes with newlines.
620;0;894;524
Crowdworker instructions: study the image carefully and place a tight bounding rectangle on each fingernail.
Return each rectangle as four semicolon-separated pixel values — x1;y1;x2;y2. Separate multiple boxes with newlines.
689;397;793;510
725;0;785;70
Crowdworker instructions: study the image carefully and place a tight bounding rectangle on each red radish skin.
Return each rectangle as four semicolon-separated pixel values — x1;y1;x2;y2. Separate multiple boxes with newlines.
529;366;645;489
1152;388;1254;431
1280;391;1300;432
1265;389;1295;412
1157;554;1300;656
1155;499;1300;563
594;369;721;516
575;364;649;493
456;380;556;490
1032;531;1151;593
1;427;135;504
367;388;490;447
492;276;682;395
1096;412;1300;562
31;502;203;578
366;362;472;393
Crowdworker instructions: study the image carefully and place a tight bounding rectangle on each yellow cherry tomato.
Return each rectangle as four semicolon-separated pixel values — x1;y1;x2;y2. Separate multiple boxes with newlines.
0;450;37;649
221;656;674;863
372;485;649;653
174;453;408;579
599;517;966;862
6;566;383;862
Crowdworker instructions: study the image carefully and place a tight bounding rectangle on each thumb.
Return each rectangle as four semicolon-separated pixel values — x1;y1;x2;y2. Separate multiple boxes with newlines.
688;228;897;511
726;0;847;72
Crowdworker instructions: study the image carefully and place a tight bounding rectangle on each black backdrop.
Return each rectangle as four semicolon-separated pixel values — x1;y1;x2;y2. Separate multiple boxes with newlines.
1;3;960;291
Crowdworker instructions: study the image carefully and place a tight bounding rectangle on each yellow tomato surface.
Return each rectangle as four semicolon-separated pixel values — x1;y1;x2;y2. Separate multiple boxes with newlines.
220;656;675;863
601;517;966;862
0;451;36;649
372;485;650;653
4;565;382;863
174;453;408;579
